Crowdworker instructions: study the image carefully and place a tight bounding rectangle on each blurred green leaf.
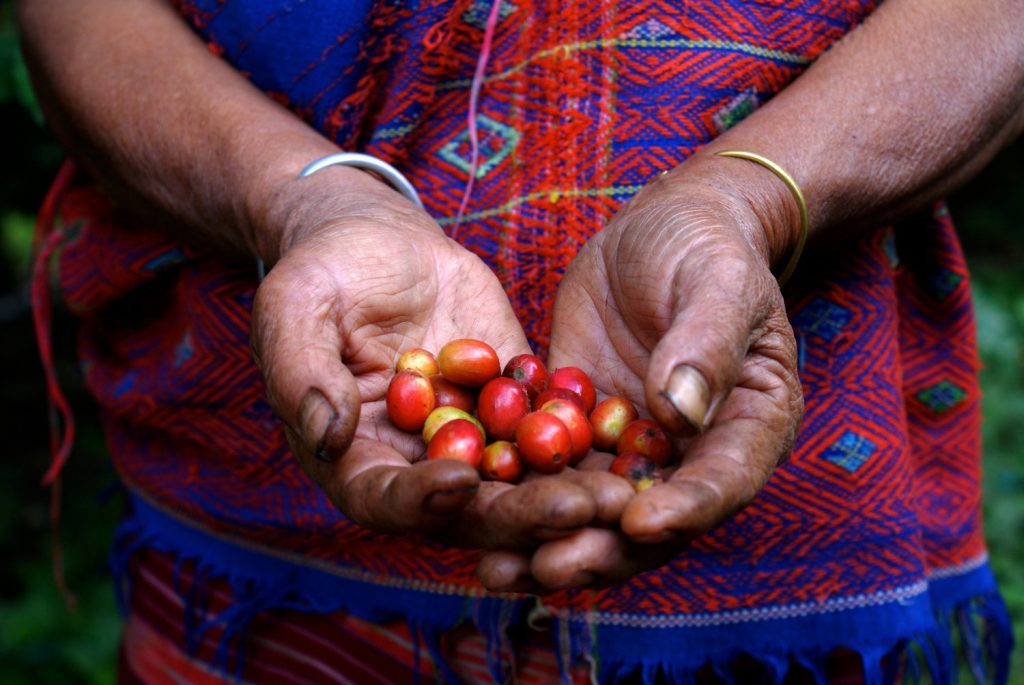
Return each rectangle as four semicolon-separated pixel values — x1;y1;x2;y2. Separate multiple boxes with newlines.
1;211;34;281
0;3;42;121
968;258;1024;682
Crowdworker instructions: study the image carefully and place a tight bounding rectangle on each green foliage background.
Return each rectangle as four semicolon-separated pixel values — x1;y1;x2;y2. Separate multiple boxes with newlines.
0;3;1021;683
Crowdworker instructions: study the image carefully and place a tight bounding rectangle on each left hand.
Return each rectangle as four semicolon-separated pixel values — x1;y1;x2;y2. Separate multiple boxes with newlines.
478;158;804;592
251;176;630;552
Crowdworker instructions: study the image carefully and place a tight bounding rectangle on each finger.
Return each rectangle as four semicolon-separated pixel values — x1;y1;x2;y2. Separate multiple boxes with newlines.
433;476;598;549
529;528;684;591
644;247;779;436
574;451;616;472
317;437;482;534
623;339;801;543
252;263;361;462
477;550;540;594
549;469;635;525
522;459;634;525
531;529;622;589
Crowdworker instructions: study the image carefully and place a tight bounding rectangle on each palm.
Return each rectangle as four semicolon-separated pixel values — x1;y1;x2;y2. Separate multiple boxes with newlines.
548;232;653;410
289;217;532;459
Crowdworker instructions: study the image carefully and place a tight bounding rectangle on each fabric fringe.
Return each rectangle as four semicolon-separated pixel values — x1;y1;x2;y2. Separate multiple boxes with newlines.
112;491;1013;685
950;593;1013;685
112;491;539;683
549;586;1013;685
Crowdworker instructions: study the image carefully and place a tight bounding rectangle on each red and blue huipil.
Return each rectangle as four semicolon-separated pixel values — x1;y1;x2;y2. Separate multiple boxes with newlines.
43;1;1012;682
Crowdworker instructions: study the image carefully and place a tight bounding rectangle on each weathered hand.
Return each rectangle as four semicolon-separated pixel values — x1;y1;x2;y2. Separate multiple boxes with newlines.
478;159;804;591
251;177;628;549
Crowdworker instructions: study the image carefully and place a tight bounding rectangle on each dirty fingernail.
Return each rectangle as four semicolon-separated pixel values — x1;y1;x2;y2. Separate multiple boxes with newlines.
299;389;335;461
661;364;710;433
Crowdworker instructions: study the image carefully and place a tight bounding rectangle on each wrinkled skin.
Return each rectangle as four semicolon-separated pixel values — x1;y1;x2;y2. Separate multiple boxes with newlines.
19;0;1024;601
251;187;634;550
478;162;805;592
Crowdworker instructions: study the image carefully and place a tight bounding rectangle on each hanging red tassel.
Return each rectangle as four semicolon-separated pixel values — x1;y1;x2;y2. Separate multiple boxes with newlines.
30;159;79;609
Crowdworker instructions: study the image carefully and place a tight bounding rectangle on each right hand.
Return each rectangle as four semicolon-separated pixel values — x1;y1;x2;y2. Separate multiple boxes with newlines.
478;157;804;593
250;171;632;550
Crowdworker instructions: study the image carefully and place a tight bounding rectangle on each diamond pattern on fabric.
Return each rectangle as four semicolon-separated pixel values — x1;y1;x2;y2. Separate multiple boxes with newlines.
713;88;759;133
916;380;966;413
463;0;517;29
438;115;521;179
821;431;877;473
623;18;675;39
920;268;963;302
791;297;853;342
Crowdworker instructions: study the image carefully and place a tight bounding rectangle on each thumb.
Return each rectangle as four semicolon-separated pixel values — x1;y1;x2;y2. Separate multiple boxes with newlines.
644;253;777;435
251;265;360;464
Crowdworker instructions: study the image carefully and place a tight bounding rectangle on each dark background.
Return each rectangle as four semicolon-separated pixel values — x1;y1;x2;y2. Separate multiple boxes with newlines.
1;4;1021;683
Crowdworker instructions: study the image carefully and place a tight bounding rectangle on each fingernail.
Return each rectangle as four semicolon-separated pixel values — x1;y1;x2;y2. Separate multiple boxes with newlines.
298;389;335;462
661;364;710;433
424;485;478;514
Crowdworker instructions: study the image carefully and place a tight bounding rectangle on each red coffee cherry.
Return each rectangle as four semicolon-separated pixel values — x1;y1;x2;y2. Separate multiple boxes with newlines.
386;369;436;432
477;377;531;442
515;411;572;474
426;418;485;468
437;339;501;387
609;451;664;492
589;397;639;452
481;441;524;483
540;398;593;465
616;419;672;466
502;354;548;401
430;374;477;414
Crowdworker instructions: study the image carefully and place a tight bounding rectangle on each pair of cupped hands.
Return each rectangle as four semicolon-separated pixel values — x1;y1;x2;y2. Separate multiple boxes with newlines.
251;155;804;594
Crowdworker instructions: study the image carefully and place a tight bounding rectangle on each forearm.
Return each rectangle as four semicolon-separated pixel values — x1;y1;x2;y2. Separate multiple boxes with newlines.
684;0;1024;263
17;0;392;264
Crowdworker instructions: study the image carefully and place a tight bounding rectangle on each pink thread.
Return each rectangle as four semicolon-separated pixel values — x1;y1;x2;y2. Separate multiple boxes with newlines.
456;0;503;223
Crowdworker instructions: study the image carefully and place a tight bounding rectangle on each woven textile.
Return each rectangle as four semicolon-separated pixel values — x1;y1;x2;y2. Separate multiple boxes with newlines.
47;1;1011;682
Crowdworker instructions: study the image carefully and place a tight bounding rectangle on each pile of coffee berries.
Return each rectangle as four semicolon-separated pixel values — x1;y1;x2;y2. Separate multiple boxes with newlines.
386;339;674;491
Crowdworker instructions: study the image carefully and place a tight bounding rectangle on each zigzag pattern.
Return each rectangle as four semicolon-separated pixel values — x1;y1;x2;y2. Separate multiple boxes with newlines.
53;0;989;633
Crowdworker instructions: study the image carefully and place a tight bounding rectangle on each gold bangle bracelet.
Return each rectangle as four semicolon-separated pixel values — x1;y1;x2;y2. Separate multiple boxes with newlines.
715;150;808;287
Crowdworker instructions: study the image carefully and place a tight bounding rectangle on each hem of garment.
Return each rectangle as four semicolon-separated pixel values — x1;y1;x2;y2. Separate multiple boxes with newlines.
111;487;1014;685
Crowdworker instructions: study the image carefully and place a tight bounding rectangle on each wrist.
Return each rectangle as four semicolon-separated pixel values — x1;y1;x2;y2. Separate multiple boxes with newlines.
245;150;431;267
714;150;808;286
665;150;806;278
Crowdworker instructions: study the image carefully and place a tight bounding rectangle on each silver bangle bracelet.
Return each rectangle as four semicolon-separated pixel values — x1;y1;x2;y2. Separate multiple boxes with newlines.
299;152;424;208
256;152;424;280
